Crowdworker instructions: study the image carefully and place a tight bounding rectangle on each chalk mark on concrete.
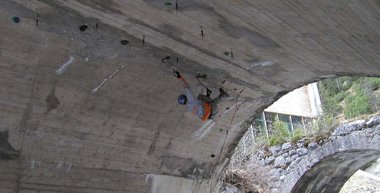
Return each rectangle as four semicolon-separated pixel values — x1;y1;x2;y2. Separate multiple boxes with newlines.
249;60;274;68
56;56;75;75
91;64;127;93
191;120;216;141
30;159;41;169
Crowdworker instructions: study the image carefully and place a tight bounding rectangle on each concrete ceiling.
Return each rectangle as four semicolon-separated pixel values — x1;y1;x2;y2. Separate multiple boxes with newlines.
0;0;379;192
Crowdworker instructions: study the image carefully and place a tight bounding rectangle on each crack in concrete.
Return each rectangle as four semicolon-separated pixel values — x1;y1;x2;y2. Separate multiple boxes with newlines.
148;126;161;155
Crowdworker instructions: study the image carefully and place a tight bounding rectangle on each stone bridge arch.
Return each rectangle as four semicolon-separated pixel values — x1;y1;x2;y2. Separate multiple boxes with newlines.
243;117;380;193
290;150;380;193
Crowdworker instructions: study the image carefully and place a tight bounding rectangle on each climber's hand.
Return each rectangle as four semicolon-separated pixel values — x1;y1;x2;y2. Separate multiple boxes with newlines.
173;70;181;79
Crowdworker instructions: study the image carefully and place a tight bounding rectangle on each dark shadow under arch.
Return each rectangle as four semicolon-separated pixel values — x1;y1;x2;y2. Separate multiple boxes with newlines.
291;150;380;193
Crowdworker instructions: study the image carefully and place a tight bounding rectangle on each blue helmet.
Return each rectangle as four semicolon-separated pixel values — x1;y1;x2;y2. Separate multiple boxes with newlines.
12;16;20;23
178;94;187;105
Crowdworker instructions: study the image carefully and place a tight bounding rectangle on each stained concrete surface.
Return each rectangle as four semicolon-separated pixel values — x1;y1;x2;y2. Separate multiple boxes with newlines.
0;0;379;192
0;131;20;160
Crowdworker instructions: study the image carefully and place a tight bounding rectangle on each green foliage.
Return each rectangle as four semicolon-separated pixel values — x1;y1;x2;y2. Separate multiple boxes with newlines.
269;136;282;146
321;95;342;116
268;117;290;146
319;79;338;98
291;128;304;143
319;78;347;116
273;117;290;137
319;77;380;121
338;77;358;91
258;76;380;147
335;92;346;102
344;93;372;119
255;135;269;148
368;78;380;90
313;113;338;135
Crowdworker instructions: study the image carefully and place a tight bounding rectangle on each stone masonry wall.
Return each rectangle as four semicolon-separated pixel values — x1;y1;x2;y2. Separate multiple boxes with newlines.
224;115;380;193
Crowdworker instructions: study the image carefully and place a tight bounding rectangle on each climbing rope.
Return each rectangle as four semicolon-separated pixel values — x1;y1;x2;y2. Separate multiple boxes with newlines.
217;88;246;163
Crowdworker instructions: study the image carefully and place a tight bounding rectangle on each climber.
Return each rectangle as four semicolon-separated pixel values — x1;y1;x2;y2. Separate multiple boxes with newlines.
174;70;228;121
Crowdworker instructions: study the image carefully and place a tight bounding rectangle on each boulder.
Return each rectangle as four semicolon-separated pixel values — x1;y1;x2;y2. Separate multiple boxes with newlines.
297;148;308;156
297;139;305;148
269;168;282;177
332;120;366;136
221;184;244;193
265;156;275;165
289;150;297;156
282;142;292;152
274;156;286;168
366;115;380;128
308;142;318;150
269;145;282;156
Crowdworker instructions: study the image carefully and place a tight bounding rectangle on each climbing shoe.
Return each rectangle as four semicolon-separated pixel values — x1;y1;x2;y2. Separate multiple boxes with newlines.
206;88;212;96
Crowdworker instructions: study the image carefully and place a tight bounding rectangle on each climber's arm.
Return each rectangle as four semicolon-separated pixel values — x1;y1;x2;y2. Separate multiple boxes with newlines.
173;70;190;89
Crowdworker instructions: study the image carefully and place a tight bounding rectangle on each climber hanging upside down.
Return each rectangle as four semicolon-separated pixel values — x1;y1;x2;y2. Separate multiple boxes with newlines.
174;70;228;121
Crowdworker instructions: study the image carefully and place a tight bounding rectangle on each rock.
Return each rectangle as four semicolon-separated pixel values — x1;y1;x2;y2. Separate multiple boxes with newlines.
366;116;380;128
265;156;275;165
271;188;279;193
269;168;281;177
221;184;243;193
269;145;282;156
259;159;266;166
285;158;292;165
317;139;325;144
289;150;297;156
282;142;292;151
282;152;289;158
297;148;308;156
289;154;298;163
297;139;305;148
274;156;286;168
332;120;366;136
308;142;318;150
257;150;266;160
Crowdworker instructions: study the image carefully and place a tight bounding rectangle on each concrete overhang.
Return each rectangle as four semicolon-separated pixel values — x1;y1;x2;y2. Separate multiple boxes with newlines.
0;0;379;192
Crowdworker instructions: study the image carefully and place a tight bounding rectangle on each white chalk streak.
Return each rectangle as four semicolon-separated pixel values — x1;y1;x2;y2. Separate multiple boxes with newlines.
56;161;64;169
56;56;75;75
91;64;127;93
249;60;273;69
191;120;216;141
31;160;36;169
30;160;42;169
255;60;273;66
66;163;72;172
